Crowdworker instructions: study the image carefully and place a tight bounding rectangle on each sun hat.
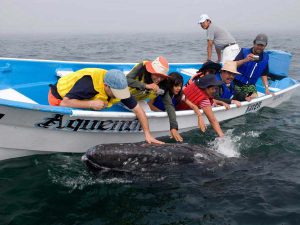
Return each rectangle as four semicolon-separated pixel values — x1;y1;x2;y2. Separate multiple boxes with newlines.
104;69;130;99
195;74;223;89
254;33;268;46
198;61;222;73
221;61;241;75
197;14;210;24
145;56;169;78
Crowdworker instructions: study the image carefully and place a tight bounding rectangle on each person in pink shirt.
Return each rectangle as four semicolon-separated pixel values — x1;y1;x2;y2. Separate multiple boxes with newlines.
176;74;224;137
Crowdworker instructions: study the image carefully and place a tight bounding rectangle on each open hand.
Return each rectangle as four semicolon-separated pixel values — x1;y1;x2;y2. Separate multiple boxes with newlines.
170;128;183;142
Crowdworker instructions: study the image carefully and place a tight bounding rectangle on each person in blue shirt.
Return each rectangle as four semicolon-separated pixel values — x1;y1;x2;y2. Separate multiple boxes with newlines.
234;33;271;101
214;61;242;107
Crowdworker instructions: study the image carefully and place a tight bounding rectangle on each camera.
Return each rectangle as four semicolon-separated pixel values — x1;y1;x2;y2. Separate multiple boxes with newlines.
252;55;259;61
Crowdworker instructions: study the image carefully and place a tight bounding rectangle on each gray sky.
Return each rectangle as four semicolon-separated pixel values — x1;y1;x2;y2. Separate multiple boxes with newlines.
0;0;300;34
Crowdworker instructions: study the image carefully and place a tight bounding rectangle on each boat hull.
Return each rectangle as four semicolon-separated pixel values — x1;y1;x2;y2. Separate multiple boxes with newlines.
0;57;299;160
0;82;298;161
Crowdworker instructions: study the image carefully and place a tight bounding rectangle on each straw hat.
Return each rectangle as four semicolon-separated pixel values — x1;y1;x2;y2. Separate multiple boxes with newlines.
221;61;241;74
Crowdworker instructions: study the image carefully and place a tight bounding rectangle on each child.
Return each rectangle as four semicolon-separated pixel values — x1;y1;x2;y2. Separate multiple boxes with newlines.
149;72;207;133
176;74;225;137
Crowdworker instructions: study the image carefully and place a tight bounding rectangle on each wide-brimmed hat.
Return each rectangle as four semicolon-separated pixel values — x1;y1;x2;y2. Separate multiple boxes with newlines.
104;69;130;99
221;61;241;75
195;74;223;89
198;61;221;73
145;56;169;78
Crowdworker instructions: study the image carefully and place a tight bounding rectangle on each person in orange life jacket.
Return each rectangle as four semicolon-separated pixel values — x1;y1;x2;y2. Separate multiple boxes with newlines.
148;72;206;133
186;61;222;87
214;61;242;107
126;56;183;142
176;74;224;137
48;69;164;145
234;33;271;101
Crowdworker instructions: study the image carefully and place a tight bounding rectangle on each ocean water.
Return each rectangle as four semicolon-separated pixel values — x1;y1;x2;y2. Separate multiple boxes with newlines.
0;31;300;225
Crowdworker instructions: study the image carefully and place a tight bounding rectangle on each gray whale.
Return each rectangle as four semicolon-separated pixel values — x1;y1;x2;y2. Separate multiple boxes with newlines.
82;143;226;173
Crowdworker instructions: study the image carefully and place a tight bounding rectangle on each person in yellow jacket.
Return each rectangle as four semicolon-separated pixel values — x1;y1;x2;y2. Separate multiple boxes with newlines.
48;68;164;144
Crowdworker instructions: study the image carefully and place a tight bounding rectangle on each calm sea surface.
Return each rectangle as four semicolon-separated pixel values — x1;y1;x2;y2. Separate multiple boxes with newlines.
1;32;300;225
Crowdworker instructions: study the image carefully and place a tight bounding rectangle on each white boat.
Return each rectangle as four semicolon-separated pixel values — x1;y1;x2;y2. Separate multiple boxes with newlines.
0;57;299;161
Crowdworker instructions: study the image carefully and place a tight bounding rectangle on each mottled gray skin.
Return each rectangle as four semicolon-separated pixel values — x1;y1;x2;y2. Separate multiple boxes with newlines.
82;143;225;173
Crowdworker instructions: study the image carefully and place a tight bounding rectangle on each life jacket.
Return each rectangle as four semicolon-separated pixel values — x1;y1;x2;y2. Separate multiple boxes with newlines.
56;68;119;108
176;82;213;110
128;61;157;101
235;48;269;85
215;73;235;99
152;95;179;111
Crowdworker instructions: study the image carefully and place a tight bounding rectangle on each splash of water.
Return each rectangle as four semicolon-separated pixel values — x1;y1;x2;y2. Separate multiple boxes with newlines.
208;129;262;158
209;129;240;158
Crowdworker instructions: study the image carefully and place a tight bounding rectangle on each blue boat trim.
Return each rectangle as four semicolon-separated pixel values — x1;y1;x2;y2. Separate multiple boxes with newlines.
0;98;73;115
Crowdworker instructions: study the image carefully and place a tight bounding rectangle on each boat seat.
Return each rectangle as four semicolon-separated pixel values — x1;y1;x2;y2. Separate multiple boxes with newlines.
0;88;38;104
180;69;198;76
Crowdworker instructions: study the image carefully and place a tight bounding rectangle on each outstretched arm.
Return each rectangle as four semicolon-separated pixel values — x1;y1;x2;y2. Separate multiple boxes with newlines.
207;40;214;61
184;99;206;133
162;93;183;142
202;105;224;137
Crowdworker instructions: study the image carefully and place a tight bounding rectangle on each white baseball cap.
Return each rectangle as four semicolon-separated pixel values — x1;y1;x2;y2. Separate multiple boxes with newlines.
198;14;210;24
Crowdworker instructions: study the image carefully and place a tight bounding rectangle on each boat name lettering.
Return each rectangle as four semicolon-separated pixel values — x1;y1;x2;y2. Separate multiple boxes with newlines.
0;113;4;120
36;114;142;132
245;101;262;113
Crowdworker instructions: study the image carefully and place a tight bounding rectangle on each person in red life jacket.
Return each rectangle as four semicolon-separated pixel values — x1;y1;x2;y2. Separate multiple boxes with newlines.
148;72;206;133
185;61;230;110
48;68;164;145
126;56;183;142
234;33;271;101
186;61;222;87
214;61;242;107
176;74;224;137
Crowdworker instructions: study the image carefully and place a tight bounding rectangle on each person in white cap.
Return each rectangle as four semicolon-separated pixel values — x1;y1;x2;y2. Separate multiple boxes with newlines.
48;68;164;144
127;56;184;142
198;14;240;64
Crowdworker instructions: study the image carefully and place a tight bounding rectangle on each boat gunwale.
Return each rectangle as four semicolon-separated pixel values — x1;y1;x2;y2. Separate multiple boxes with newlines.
0;82;299;118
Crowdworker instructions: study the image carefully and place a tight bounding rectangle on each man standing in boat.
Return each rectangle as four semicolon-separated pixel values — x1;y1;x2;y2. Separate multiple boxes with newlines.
198;14;240;63
48;68;164;145
234;33;271;100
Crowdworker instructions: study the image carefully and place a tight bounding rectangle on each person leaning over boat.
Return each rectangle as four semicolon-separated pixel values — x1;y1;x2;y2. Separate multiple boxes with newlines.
185;60;231;110
148;72;206;133
214;61;242;107
176;74;224;137
185;61;222;87
126;56;183;142
48;68;164;144
233;33;271;101
198;14;240;63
